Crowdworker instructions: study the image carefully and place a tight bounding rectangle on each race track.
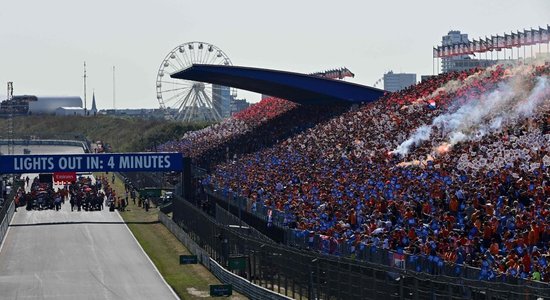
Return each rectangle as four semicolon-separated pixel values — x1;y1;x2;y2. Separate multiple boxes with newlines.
0;196;178;300
0;144;178;300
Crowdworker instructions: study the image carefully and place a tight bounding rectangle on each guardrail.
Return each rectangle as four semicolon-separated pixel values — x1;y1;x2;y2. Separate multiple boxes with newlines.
0;139;89;152
159;212;292;300
208;258;293;300
0;199;15;248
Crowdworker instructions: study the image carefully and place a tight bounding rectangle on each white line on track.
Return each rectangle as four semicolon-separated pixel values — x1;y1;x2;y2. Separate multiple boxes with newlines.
114;209;180;300
0;204;16;254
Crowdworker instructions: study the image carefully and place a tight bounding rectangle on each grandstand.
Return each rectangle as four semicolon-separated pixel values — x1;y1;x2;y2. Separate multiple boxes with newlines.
152;61;550;298
161;60;550;293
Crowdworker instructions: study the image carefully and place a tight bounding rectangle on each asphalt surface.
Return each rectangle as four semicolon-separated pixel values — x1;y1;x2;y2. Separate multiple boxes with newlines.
0;194;178;300
0;144;179;300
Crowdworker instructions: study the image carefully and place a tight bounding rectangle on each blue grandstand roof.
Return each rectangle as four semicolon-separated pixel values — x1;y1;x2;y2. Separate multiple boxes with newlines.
171;64;385;105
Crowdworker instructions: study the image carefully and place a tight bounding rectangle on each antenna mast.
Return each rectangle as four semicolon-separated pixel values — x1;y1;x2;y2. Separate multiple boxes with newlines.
83;61;87;114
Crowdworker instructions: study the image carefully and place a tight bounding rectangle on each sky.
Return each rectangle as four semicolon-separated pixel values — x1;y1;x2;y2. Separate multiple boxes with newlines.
0;0;548;109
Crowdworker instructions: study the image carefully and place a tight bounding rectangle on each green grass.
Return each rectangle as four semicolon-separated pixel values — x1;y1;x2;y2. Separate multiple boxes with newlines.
0;115;208;152
103;173;246;300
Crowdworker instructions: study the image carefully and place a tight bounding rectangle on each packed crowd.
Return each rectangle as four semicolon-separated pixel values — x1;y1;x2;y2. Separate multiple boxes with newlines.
195;61;550;281
159;97;350;169
157;60;550;280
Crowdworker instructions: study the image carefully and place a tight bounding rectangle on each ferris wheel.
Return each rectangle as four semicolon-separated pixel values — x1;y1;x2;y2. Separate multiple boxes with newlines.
156;41;233;122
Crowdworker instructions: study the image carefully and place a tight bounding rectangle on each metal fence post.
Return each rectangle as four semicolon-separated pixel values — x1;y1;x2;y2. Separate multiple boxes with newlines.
308;262;313;300
414;276;419;300
448;279;452;299
316;259;321;300
399;273;404;300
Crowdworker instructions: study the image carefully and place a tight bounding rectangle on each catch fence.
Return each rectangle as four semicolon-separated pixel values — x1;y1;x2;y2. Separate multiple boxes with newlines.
204;183;550;290
172;193;550;300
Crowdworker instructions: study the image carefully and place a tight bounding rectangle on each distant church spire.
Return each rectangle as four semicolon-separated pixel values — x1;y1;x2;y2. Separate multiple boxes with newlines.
91;91;98;115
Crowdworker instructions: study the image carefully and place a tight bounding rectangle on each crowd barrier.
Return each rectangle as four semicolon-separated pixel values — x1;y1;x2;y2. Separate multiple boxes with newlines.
205;187;291;229
159;211;292;300
214;203;276;244
202;183;550;297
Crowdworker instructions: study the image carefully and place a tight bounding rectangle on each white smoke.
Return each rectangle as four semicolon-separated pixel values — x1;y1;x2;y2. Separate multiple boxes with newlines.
392;64;550;156
392;125;432;155
414;64;502;105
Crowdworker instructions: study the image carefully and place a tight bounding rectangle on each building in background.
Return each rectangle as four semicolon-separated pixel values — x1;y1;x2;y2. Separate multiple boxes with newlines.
441;30;496;73
55;107;85;116
28;96;83;114
90;92;98;116
383;71;417;92
230;98;250;115
212;85;231;119
0;95;82;115
420;75;436;82
0;95;36;115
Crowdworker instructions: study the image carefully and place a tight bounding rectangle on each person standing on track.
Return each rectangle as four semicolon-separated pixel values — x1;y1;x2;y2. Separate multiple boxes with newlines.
120;197;126;211
144;197;150;212
76;196;82;211
70;195;75;211
54;194;62;211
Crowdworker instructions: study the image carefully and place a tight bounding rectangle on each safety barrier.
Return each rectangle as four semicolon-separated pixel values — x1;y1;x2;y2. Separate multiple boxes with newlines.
159;212;291;300
0;200;15;248
159;212;210;268
208;258;293;300
0;139;88;152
